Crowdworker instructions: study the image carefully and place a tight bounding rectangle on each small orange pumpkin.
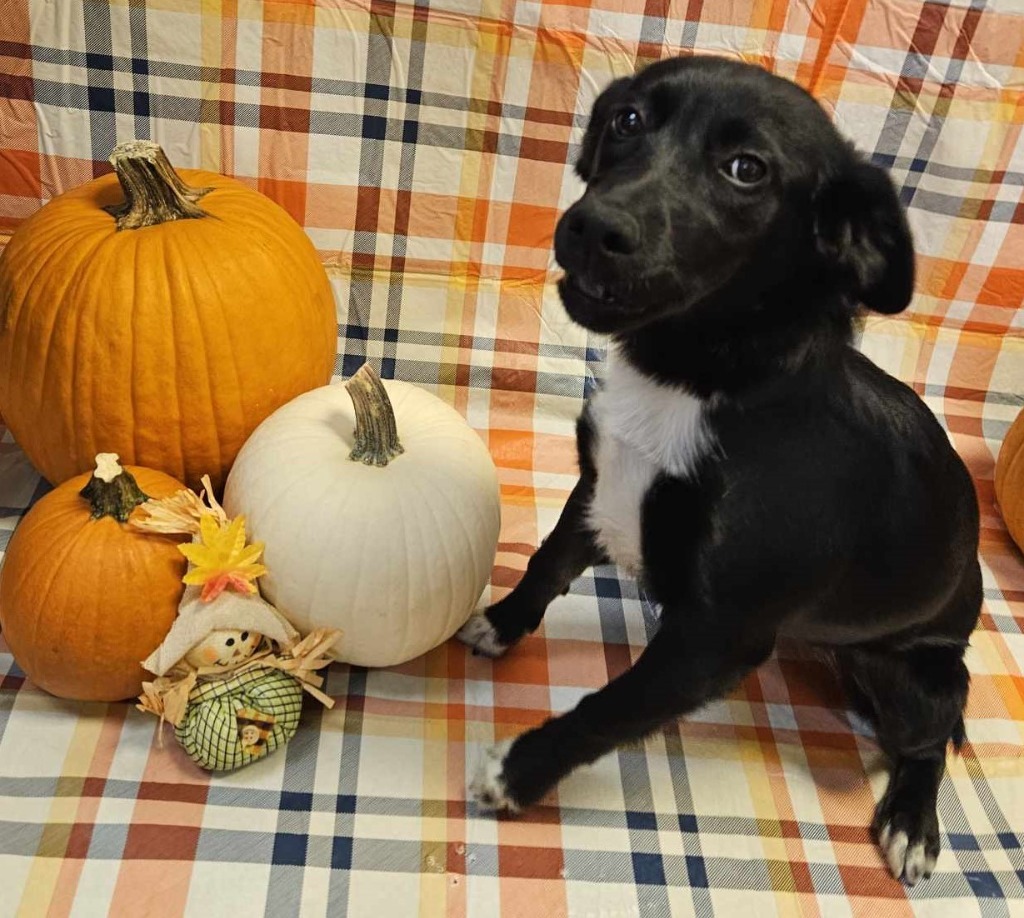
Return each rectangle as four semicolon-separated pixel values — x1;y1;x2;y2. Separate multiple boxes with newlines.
0;140;336;492
0;454;186;701
995;409;1024;552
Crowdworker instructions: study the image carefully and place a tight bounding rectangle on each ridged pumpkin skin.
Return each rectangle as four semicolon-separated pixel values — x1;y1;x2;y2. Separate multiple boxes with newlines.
0;156;336;492
0;466;187;701
224;374;501;668
995;410;1024;552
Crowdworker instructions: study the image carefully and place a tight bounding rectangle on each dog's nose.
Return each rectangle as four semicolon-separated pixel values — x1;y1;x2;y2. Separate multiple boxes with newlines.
565;201;640;257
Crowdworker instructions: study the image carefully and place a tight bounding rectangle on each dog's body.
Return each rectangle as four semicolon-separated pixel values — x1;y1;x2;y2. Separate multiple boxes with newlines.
585;343;978;649
458;56;981;885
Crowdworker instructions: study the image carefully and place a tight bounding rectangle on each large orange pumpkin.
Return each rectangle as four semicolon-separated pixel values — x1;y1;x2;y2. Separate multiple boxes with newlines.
995;409;1024;552
0;454;186;701
0;140;336;492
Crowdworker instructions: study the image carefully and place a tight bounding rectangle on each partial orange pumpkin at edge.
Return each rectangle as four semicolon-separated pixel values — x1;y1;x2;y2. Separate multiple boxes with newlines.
995;409;1024;554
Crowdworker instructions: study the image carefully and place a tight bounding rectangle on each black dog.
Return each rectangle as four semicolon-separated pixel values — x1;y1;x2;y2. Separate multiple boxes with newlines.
458;56;981;885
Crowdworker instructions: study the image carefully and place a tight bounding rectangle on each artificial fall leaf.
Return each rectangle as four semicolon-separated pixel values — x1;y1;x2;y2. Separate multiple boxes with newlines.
179;513;267;602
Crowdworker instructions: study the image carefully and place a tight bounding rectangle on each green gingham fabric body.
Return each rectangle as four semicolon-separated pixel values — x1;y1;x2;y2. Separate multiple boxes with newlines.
175;666;303;772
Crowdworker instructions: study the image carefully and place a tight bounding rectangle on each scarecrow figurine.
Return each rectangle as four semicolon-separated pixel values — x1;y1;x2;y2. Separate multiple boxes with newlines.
132;480;340;772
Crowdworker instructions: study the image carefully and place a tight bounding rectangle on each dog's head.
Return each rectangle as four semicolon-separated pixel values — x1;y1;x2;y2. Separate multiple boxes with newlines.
554;57;914;337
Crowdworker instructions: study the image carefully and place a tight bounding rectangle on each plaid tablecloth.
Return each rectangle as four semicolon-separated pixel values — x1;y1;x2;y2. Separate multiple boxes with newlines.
1;1;1023;915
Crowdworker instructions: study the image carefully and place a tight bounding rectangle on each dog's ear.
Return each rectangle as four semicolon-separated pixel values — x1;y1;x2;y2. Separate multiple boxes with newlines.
814;158;915;314
576;77;632;182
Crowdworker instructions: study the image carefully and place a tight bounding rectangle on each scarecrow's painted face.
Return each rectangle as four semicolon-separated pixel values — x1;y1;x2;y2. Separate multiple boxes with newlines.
183;629;261;668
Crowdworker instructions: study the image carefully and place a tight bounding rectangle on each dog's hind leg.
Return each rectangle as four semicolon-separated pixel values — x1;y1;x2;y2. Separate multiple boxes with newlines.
835;643;970;885
457;479;606;658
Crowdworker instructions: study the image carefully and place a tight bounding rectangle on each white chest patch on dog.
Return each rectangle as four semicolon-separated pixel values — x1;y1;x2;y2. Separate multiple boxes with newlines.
587;349;714;575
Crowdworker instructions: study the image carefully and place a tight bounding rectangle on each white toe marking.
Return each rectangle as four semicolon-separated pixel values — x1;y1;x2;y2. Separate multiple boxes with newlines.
924;852;938;878
456;614;508;658
470;740;518;812
885;829;909;880
904;842;928;885
878;823;891;851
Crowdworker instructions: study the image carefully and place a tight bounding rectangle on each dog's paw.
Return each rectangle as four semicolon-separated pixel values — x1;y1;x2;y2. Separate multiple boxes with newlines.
876;814;939;885
470;740;520;812
457;613;511;659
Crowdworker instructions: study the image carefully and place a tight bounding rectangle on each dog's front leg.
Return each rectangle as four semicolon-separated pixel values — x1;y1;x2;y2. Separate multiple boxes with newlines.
457;477;606;658
470;615;774;810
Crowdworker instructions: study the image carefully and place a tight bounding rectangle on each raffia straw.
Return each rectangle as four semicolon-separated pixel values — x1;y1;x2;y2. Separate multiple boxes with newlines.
130;488;207;535
137;668;197;727
129;474;228;536
269;628;341;707
198;475;228;524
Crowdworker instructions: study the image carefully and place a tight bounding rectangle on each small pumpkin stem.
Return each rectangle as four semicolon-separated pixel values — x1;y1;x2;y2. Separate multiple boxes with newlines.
104;140;213;231
79;453;150;521
346;363;404;467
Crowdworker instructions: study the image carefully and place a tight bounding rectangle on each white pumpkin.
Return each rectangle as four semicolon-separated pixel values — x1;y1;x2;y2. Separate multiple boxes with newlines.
223;364;501;667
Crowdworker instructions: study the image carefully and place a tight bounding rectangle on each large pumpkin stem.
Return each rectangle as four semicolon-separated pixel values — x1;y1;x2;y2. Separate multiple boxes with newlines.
104;140;213;231
346;363;404;467
79;453;150;521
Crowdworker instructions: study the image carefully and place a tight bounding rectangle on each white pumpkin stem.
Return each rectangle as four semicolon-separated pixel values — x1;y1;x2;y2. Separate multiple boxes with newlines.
346;363;404;467
79;453;150;522
104;140;212;231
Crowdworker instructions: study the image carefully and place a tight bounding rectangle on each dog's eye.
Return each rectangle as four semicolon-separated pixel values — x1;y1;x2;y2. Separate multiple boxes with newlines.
611;108;644;138
723;154;768;185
